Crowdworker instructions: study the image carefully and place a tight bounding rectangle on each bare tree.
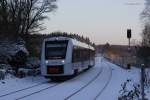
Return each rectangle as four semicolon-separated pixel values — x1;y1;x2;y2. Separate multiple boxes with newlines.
0;0;57;37
141;0;150;24
141;0;150;46
141;24;150;46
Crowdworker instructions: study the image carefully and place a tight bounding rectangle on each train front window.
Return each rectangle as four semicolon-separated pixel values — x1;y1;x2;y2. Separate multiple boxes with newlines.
45;40;68;59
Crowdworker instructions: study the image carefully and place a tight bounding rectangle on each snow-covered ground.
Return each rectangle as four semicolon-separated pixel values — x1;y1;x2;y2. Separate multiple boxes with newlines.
0;76;47;97
0;56;149;100
99;59;141;100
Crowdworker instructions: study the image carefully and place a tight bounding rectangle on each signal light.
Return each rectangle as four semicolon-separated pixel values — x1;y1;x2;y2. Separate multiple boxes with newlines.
127;29;131;39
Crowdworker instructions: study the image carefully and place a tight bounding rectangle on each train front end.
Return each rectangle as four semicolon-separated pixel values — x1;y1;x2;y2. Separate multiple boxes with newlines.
40;37;73;78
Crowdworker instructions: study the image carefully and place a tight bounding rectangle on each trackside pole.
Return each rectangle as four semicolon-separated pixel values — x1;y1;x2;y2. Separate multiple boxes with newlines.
141;64;145;100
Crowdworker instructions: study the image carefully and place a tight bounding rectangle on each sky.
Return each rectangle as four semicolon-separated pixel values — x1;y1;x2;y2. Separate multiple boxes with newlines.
43;0;145;45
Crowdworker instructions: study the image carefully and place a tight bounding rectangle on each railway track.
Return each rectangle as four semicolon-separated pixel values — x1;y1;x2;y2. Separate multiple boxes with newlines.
0;81;48;98
13;67;102;100
16;83;60;100
0;80;62;100
93;62;112;100
64;59;112;100
15;68;95;100
16;68;98;100
64;66;104;100
0;57;110;100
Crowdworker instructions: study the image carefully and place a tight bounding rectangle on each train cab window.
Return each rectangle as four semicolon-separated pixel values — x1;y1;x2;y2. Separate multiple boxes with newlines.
45;40;68;59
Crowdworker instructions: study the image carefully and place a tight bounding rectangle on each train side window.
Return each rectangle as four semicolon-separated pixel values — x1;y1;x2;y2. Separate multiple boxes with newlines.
72;46;80;63
72;46;94;63
72;47;75;63
80;48;89;61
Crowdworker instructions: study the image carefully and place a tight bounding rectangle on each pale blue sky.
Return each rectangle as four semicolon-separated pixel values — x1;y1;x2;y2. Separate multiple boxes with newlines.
43;0;145;45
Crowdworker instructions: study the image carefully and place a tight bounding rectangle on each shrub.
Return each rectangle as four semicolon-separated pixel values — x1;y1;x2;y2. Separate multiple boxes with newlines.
9;50;27;74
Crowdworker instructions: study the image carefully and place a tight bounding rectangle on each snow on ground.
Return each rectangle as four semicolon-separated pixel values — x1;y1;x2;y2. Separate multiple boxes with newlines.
69;60;111;100
99;59;141;100
0;75;47;97
18;57;103;100
0;56;148;100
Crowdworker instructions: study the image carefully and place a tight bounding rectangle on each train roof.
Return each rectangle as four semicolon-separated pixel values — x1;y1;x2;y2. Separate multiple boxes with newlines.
44;37;95;50
44;36;71;41
72;39;95;50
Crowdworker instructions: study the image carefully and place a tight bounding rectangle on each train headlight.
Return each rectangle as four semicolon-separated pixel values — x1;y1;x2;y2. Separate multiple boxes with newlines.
61;60;65;63
45;60;48;64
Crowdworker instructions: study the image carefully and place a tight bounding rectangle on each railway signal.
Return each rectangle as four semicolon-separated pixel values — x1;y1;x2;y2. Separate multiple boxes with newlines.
127;29;132;51
126;29;132;69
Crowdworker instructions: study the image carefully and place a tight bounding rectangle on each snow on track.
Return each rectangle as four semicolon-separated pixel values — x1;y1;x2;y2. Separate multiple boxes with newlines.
68;60;112;100
0;76;47;96
94;62;112;100
0;81;47;98
0;82;58;100
16;83;59;100
1;56;140;100
19;57;103;100
64;65;103;100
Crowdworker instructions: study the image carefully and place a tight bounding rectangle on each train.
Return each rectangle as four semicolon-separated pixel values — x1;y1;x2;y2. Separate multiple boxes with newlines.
40;37;95;80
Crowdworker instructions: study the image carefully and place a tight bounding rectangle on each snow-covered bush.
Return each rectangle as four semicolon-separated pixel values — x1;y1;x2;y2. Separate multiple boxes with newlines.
18;67;40;78
10;50;27;66
144;68;150;88
0;39;28;61
18;68;30;78
0;64;11;70
0;39;29;75
9;50;28;75
0;64;13;79
16;57;41;78
0;55;11;64
0;70;6;80
26;57;40;69
118;79;141;100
